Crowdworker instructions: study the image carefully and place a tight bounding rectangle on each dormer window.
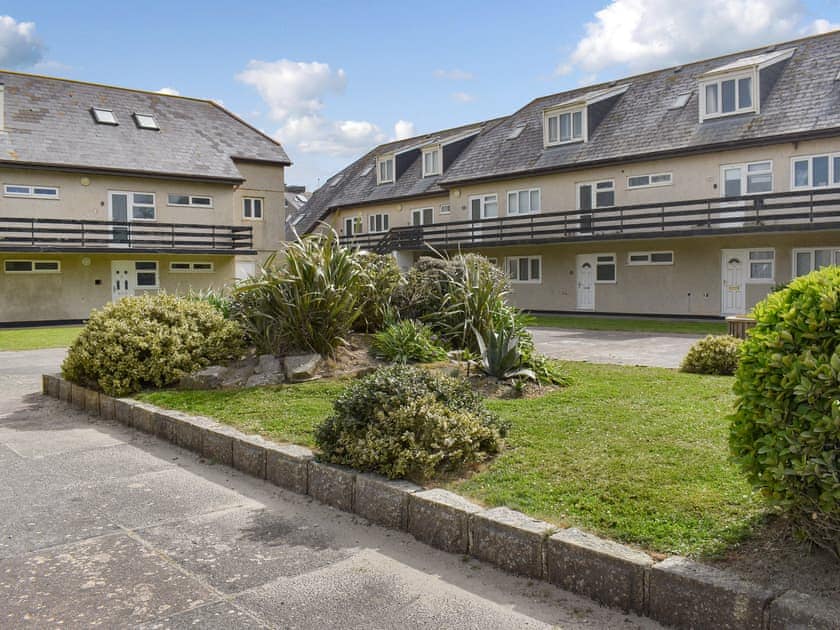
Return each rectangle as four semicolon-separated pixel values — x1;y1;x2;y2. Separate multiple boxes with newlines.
700;74;754;119
91;108;118;125
377;155;394;184
134;113;159;130
422;146;441;177
544;107;585;146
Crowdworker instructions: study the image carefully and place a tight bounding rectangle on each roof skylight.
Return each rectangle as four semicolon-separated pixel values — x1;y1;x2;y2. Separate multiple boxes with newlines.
329;174;344;187
669;92;692;109
134;113;159;130
91;108;118;125
507;125;526;140
360;164;374;177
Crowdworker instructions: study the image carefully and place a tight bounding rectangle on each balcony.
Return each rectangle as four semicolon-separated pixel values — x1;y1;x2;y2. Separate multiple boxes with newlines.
0;218;254;254
340;187;840;253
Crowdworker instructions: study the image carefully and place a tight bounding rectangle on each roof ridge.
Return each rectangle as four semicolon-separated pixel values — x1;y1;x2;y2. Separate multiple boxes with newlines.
370;116;508;154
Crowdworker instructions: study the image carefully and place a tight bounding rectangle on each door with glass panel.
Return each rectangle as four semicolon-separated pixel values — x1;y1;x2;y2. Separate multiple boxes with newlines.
720;162;772;228
469;194;498;242
576;181;614;234
108;191;155;245
111;261;134;301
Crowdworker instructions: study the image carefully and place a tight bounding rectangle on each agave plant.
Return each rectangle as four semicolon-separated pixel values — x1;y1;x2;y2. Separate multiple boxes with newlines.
473;325;536;381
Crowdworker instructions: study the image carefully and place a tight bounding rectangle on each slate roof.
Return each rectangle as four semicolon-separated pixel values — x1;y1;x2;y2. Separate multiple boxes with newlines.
299;29;840;233
0;71;290;182
297;118;505;232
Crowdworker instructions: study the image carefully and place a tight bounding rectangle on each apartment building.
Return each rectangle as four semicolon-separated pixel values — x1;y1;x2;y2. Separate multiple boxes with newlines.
0;71;290;324
299;30;840;317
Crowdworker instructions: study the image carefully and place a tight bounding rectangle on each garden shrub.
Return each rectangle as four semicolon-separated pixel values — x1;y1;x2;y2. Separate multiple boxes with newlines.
730;267;840;556
680;335;742;375
233;230;368;356
354;252;403;332
62;293;243;397
315;365;507;481
371;320;447;363
392;256;457;321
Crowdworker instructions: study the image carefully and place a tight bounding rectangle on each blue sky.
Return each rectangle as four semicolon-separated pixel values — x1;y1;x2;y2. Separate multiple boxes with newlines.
1;1;839;189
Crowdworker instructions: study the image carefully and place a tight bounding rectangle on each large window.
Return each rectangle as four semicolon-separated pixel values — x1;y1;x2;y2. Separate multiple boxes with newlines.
368;213;390;233
700;74;754;120
3;260;60;274
3;184;59;199
411;207;433;226
135;261;159;287
470;194;498;220
243;197;263;220
544;107;584;145
577;180;614;233
128;192;156;220
791;154;840;189
506;256;541;283
422;147;440;177
377;156;394;184
507;188;541;215
793;248;840;277
595;254;616;283
168;194;213;208
721;161;773;196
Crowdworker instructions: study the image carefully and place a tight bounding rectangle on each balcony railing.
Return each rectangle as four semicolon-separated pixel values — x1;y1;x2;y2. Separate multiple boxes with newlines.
339;187;840;253
0;217;253;252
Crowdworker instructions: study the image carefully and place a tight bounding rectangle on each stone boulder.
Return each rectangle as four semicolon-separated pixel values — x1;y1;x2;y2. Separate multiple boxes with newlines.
245;372;285;388
179;365;228;390
284;353;322;381
255;354;282;375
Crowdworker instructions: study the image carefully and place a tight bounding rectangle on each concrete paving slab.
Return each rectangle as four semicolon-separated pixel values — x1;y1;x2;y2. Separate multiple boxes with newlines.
531;327;702;368
137;600;269;629
0;532;217;628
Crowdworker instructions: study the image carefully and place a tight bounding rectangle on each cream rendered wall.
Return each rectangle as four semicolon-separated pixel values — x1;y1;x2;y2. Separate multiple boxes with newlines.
331;196;450;237
232;161;286;261
0;252;235;322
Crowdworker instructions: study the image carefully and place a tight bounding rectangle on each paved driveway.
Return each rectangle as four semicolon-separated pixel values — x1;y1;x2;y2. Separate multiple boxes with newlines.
531;328;703;368
0;348;660;629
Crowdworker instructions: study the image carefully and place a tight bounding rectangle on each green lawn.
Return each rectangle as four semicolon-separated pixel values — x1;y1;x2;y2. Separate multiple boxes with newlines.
137;362;764;557
530;314;727;335
0;325;84;351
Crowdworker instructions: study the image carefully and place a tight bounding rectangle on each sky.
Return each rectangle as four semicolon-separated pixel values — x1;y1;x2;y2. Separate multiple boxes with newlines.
1;1;839;190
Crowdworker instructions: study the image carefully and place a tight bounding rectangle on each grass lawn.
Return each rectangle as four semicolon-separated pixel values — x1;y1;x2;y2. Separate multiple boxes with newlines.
530;314;727;335
137;362;764;557
0;325;84;351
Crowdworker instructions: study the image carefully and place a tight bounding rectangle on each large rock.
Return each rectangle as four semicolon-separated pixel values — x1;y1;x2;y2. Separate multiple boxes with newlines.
255;354;282;375
284;353;322;381
245;372;284;388
179;365;228;390
221;365;256;389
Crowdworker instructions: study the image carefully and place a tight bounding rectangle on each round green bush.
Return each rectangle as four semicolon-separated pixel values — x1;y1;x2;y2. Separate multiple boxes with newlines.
62;293;243;397
680;334;742;375
730;267;840;556
315;365;508;481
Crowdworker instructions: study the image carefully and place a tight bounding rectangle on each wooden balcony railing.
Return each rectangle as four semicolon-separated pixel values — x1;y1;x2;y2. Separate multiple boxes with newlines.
339;187;840;253
0;218;253;252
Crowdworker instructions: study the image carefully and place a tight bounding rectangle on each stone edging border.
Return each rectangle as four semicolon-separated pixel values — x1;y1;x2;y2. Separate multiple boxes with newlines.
43;374;838;630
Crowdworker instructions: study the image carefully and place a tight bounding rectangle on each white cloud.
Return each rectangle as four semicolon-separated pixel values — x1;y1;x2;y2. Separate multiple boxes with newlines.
393;120;415;139
236;59;346;120
558;0;835;76
278;114;387;157
809;18;840;34
451;91;475;103
0;15;44;68
434;68;474;80
157;87;180;96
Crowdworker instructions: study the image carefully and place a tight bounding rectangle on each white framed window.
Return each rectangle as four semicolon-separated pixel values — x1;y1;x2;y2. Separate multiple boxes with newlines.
368;213;390;233
411;207;434;226
721;161;773;196
422;147;441;177
134;113;159;130
135;261;159;287
167;194;213;208
344;216;363;235
487;257;499;266
91;107;118;125
3;184;59;199
377;155;394;184
129;192;156;220
169;261;214;273
791;154;840;189
627;173;673;189
699;73;755;120
577;180;615;209
507;188;541;215
544;107;585;146
3;260;61;274
627;251;674;266
595;254;617;283
506;256;542;283
243;197;263;220
792;247;840;278
747;250;774;283
470;194;498;220
440;203;451;215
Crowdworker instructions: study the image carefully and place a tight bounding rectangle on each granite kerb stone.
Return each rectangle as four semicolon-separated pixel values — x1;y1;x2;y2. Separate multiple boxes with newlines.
308;460;356;512
266;443;314;495
768;589;840;630
471;506;556;580
547;527;652;615
408;489;482;555
649;556;777;629
354;473;422;530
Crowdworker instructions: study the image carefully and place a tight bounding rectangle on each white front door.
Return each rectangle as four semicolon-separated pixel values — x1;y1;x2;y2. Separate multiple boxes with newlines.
721;250;747;315
576;254;596;310
111;261;134;301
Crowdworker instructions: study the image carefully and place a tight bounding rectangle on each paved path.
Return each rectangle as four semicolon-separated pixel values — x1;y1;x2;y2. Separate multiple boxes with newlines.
531;328;703;369
0;348;660;629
